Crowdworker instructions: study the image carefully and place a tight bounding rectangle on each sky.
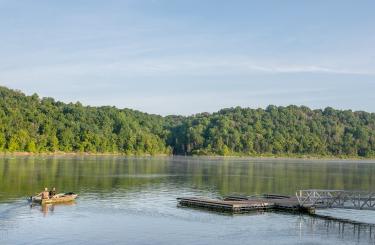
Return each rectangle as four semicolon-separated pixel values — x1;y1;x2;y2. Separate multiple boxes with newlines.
0;0;374;115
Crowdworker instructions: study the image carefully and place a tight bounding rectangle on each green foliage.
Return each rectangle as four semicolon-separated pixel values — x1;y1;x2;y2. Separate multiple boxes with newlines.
26;140;37;153
167;106;375;158
0;86;374;157
0;86;170;155
0;132;5;151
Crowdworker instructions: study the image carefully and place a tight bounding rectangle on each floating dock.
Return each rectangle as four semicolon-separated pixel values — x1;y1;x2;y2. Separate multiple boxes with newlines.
177;194;314;213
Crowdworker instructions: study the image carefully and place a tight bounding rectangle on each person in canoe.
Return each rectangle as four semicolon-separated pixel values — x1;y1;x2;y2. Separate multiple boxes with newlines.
36;187;50;200
49;187;57;198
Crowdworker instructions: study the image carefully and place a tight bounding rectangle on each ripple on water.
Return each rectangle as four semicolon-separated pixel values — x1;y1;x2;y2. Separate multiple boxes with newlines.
0;156;375;244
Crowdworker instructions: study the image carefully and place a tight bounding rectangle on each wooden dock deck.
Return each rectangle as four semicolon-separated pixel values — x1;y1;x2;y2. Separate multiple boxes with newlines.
177;197;273;212
177;195;313;213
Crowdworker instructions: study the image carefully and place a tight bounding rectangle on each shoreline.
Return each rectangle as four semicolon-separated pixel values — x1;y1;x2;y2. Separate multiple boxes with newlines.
1;151;375;162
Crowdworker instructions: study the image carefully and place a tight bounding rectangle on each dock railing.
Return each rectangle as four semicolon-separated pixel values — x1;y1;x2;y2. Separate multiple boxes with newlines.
296;189;375;210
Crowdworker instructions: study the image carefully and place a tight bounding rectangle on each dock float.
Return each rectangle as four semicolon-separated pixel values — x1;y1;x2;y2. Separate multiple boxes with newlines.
177;195;314;214
177;197;273;212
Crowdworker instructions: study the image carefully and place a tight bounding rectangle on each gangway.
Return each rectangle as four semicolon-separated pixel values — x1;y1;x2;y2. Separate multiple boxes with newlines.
296;189;375;210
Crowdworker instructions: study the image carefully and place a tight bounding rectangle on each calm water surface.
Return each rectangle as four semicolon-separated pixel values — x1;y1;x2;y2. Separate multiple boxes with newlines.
0;156;374;244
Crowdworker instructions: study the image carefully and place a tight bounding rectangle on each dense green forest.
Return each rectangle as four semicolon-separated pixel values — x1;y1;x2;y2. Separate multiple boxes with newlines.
0;86;374;157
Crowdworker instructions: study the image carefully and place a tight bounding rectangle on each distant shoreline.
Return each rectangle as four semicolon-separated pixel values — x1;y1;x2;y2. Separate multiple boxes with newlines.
2;86;375;161
1;151;374;162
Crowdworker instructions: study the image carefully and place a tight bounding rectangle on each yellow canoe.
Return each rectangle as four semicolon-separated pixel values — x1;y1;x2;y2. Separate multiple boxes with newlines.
31;193;78;204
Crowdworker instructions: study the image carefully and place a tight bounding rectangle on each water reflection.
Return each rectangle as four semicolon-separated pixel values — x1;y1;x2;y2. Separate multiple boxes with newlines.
30;202;76;217
0;156;374;244
0;156;374;202
297;214;375;244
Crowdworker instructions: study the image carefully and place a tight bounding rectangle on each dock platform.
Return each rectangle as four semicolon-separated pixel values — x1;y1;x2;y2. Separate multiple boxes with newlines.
177;195;313;213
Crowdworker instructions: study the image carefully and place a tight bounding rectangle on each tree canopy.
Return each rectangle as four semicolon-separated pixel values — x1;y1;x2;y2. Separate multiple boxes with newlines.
1;86;374;157
0;86;169;155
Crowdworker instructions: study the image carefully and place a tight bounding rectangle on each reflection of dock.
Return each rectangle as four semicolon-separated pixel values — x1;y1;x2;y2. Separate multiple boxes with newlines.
298;213;375;243
178;193;375;243
177;194;313;213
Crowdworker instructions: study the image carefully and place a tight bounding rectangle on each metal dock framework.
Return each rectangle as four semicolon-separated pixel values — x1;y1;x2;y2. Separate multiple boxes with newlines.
178;190;375;214
296;189;375;210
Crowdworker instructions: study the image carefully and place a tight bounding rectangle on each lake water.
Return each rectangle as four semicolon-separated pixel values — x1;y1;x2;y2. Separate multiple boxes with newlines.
0;156;374;244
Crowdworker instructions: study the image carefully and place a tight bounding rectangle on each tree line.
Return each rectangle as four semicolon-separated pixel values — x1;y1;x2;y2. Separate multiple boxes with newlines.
0;86;374;157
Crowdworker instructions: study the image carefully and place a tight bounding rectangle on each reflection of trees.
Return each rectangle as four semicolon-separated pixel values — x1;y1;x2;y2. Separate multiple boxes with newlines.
0;157;170;201
176;158;375;196
0;157;374;201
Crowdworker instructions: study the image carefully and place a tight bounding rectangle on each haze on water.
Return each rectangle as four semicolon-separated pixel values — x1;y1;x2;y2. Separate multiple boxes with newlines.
0;156;374;244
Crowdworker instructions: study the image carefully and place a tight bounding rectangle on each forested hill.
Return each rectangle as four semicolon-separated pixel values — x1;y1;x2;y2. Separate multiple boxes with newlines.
0;86;374;157
0;86;170;155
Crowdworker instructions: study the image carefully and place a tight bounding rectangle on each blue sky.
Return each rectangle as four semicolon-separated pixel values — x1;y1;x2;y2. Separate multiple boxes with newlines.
0;0;374;115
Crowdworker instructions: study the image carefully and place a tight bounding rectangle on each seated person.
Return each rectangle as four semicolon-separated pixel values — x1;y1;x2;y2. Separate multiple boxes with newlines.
49;187;57;198
36;187;50;199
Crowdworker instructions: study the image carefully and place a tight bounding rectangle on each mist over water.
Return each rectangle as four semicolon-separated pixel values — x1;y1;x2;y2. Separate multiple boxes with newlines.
0;156;374;244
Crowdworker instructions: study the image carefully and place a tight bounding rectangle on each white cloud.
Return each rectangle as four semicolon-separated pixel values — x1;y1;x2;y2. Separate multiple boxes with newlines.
0;55;373;83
